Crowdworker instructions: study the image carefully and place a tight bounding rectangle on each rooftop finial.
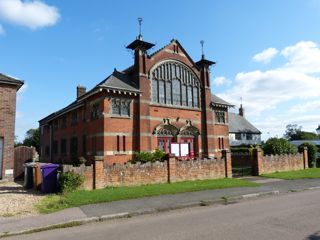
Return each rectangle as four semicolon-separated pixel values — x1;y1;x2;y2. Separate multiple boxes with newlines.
137;17;143;40
200;40;205;59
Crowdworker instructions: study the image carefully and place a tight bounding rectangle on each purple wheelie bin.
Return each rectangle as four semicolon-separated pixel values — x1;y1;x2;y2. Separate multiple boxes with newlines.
41;164;60;193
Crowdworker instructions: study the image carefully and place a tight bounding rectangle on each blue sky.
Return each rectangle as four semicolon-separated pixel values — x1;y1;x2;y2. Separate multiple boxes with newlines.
0;0;320;141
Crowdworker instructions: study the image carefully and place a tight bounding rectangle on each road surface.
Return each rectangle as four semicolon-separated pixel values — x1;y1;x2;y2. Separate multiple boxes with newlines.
8;189;320;240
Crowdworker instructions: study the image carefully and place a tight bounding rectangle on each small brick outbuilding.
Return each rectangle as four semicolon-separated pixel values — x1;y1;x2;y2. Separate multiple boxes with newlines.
0;73;24;180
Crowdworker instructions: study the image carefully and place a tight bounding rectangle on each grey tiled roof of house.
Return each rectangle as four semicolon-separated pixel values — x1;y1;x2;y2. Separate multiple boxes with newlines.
0;73;24;89
211;94;233;106
95;69;140;92
228;112;261;134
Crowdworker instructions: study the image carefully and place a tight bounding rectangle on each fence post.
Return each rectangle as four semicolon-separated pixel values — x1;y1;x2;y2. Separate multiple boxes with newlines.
252;148;263;176
94;156;105;189
222;150;232;178
167;155;177;183
303;147;309;169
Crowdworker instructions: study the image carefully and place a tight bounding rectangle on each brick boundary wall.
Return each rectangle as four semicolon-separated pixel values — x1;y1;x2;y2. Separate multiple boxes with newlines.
62;150;232;190
252;147;308;175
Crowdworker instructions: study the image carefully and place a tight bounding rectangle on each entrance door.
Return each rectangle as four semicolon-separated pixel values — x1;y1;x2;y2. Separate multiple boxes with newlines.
0;138;3;179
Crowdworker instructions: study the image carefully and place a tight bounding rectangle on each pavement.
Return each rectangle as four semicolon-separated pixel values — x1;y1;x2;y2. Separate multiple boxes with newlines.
1;177;320;238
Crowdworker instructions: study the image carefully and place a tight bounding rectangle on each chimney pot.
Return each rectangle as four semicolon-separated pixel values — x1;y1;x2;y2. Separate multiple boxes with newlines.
77;85;86;99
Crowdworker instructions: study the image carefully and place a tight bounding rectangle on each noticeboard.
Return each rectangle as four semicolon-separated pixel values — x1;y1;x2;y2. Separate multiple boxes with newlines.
170;143;180;156
180;143;189;157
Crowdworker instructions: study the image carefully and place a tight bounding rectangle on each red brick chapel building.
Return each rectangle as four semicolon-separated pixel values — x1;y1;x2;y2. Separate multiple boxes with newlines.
39;33;233;165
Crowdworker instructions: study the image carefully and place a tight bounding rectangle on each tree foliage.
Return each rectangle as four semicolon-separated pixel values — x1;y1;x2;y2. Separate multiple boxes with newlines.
263;137;298;155
284;124;319;140
298;142;318;168
23;128;40;152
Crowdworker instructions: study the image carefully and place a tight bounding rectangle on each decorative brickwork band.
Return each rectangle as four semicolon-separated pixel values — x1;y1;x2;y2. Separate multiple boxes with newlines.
222;150;232;178
94;156;105;189
303;147;308;169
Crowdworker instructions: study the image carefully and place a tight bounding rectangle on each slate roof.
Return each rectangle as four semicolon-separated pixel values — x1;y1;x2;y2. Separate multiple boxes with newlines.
39;69;139;123
211;95;233;107
0;73;24;89
95;70;139;92
228;112;261;134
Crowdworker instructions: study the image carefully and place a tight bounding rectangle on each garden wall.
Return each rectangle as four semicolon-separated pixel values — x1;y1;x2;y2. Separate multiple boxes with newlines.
252;148;308;175
62;151;232;189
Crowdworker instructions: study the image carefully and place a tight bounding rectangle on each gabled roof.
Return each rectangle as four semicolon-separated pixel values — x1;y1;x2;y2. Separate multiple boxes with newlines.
211;94;234;107
0;73;24;90
149;39;201;71
228;112;261;134
95;69;139;93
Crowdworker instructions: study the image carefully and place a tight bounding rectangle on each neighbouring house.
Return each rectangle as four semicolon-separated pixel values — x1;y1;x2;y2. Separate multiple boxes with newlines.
39;33;234;166
0;73;24;180
228;104;261;147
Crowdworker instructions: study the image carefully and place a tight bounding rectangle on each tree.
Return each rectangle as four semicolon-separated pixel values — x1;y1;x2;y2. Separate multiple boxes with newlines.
298;143;318;168
284;124;319;140
284;124;302;140
263;137;298;155
23;128;40;152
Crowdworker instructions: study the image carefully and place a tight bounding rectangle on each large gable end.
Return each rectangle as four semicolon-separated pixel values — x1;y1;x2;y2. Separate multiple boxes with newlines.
149;39;200;71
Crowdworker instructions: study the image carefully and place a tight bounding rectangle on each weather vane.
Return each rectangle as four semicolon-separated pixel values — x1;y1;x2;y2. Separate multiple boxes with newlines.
200;40;205;59
138;17;143;39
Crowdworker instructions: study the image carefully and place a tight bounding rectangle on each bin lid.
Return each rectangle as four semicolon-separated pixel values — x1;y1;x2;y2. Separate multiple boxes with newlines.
40;163;60;169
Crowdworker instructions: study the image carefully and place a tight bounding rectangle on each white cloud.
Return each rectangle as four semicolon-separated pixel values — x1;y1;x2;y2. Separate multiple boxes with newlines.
253;47;278;63
212;76;231;87
289;100;320;113
0;0;60;30
216;41;320;138
0;24;5;35
281;41;320;74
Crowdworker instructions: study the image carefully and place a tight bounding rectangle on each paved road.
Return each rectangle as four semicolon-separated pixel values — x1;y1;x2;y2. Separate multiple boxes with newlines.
7;189;320;240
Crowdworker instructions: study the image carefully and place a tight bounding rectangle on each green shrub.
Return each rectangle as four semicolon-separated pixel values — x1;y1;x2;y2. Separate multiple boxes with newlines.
263;138;298;155
298;142;318;168
59;171;85;193
129;149;169;163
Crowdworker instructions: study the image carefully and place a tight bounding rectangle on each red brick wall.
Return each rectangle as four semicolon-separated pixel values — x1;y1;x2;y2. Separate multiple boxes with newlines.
63;152;232;189
262;153;305;174
252;148;308;175
0;83;18;179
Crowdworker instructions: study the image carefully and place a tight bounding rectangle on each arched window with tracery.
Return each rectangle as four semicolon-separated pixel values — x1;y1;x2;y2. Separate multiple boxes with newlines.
151;61;200;108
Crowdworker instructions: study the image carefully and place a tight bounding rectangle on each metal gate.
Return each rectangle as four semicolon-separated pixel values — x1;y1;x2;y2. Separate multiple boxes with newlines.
231;152;253;177
0;138;3;179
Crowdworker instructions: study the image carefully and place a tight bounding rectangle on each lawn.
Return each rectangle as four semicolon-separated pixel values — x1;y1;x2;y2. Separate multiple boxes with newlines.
262;168;320;180
37;178;258;214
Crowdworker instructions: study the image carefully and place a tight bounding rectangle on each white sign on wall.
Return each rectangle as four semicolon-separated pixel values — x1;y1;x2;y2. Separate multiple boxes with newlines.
180;143;189;157
170;143;180;156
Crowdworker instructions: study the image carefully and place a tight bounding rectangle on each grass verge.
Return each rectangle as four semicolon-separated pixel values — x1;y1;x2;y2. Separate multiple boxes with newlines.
262;168;320;180
36;178;258;214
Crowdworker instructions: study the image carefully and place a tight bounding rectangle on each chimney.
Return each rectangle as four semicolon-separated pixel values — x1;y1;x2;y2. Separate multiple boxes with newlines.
239;104;245;117
77;85;86;98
